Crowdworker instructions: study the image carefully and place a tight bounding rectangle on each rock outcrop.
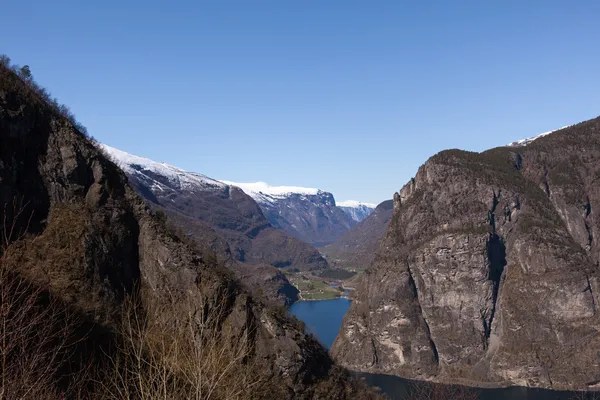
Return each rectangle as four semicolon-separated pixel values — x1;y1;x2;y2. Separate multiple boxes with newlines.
0;63;377;399
332;119;600;391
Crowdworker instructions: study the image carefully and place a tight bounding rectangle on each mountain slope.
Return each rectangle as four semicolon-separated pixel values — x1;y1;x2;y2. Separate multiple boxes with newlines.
223;181;357;246
0;63;378;398
332;118;600;390
322;200;393;270
337;200;377;223
102;145;328;274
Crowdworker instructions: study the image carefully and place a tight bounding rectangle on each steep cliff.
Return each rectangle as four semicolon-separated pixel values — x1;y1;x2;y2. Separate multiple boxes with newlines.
0;63;377;399
332;119;600;391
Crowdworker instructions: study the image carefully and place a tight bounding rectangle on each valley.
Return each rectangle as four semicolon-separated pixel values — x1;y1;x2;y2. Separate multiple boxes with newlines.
291;277;344;300
5;63;599;396
2;0;598;398
101;143;378;306
285;269;353;300
0;61;380;399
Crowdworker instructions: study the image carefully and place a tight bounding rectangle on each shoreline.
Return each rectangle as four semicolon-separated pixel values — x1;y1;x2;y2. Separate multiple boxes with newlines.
355;371;597;392
292;295;350;303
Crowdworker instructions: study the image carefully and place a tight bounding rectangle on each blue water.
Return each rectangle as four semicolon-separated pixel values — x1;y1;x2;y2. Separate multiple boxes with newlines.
289;298;351;350
289;298;590;400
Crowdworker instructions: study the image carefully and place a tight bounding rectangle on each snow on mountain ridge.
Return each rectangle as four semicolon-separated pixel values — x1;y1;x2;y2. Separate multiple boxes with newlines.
100;144;226;192
219;181;326;204
507;126;571;147
337;200;377;208
101;144;371;242
102;144;374;214
337;201;376;223
219;181;320;196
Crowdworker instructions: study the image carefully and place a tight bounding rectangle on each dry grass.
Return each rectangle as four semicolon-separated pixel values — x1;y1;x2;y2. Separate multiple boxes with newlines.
0;198;381;399
0;201;91;399
0;202;101;320
101;294;267;400
0;199;269;399
0;266;267;399
0;265;266;399
0;268;90;399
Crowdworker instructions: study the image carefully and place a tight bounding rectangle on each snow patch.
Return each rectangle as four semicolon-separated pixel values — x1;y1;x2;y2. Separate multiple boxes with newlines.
507;126;571;147
220;181;320;197
100;144;226;192
337;200;376;222
220;181;324;205
337;200;377;208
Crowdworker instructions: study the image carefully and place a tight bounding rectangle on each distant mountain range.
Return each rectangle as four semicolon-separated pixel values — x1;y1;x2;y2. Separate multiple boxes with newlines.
221;181;374;246
337;200;377;223
102;145;378;253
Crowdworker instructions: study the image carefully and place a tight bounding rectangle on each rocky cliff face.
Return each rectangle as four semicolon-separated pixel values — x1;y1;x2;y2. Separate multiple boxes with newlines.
322;200;393;270
332;119;600;391
0;64;377;399
223;182;357;246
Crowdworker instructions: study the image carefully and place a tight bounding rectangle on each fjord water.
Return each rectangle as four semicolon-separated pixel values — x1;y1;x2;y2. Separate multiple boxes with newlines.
289;298;351;349
290;298;586;400
360;373;587;400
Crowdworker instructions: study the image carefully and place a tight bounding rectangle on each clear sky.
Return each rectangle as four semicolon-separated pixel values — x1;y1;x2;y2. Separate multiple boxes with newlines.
3;1;600;204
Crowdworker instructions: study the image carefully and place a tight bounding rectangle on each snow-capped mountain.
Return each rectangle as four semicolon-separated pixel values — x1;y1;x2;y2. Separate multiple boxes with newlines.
101;144;226;195
100;144;328;272
507;126;570;147
337;200;377;223
219;181;327;205
221;181;357;246
101;146;367;248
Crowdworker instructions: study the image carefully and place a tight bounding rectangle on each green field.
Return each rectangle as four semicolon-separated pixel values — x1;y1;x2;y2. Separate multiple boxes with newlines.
289;277;344;300
301;291;340;300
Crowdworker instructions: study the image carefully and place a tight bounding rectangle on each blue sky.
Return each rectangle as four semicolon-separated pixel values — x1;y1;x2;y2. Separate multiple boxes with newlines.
3;1;600;204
